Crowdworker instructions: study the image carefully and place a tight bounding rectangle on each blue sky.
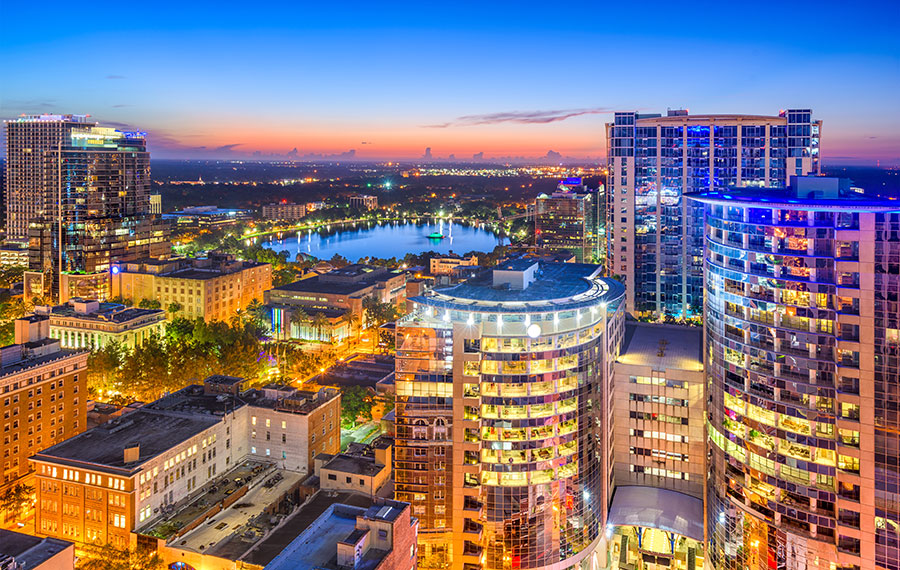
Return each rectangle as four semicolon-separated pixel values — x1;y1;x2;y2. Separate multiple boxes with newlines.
2;0;898;163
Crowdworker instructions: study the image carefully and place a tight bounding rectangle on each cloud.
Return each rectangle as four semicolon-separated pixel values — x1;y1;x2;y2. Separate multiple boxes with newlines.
106;75;126;79
424;107;612;128
3;99;57;110
214;143;243;152
112;104;131;108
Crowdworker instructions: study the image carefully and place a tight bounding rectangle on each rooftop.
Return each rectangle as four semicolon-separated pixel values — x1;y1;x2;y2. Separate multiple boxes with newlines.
32;408;221;474
617;322;703;372
242;491;374;567
46;302;164;323
416;262;625;313
0;529;71;570
689;177;899;211
318;453;385;477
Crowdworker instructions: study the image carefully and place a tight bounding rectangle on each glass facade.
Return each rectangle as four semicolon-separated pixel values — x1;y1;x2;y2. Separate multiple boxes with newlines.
696;187;900;570
606;110;821;318
534;188;600;263
25;126;170;301
394;262;625;570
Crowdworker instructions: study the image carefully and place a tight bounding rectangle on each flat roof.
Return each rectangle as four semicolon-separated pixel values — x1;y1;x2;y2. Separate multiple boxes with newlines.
415;262;625;313
49;303;164;323
320;454;385;477
617;322;703;372
242;491;374;567
607;486;704;541
0;344;85;378
32;409;220;473
689;188;898;211
0;529;71;569
271;276;375;296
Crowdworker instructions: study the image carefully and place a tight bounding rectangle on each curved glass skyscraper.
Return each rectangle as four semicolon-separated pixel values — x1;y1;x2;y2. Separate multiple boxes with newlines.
695;178;900;570
394;260;625;570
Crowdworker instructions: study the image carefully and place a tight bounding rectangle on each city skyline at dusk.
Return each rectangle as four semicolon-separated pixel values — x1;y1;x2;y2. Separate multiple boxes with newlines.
2;0;898;164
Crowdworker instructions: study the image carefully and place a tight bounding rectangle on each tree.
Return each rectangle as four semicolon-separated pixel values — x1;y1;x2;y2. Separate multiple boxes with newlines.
341;310;360;344
0;483;33;521
87;341;125;398
168;301;183;316
289;307;309;340
76;543;163;570
138;298;162;310
310;312;330;343
341;385;374;428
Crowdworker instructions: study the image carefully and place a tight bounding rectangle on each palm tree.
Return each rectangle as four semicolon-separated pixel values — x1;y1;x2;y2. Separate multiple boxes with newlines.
341;310;360;345
311;312;330;343
289;307;309;341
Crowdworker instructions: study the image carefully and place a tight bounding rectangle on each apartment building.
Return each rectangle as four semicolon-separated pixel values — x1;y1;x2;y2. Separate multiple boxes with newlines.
111;253;272;322
606;108;821;317
0;317;88;490
30;375;339;547
534;180;601;263
694;177;900;570
395;260;625;570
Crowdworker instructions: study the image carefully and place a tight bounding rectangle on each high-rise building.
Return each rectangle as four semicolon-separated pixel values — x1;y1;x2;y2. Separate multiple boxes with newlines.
693;177;900;570
4;114;92;241
5;116;171;303
606;109;822;317
394;259;625;570
534;178;601;263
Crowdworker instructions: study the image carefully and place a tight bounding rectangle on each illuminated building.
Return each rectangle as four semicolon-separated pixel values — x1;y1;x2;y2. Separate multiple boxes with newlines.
111;253;272;322
0;316;88;490
262;202;308;221
35;298;166;350
30;376;339;547
4;114;91;241
266;264;406;342
609;322;706;568
8;117;171;303
606;109;822;317
149;193;162;215
350;195;378;210
693;177;900;570
429;253;479;276
534;178;601;263
394;259;625;570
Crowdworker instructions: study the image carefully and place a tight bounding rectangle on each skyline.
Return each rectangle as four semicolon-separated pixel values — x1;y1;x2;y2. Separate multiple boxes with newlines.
2;0;899;164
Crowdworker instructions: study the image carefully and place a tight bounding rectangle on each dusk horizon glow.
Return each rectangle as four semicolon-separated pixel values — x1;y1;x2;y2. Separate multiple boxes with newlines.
2;0;898;165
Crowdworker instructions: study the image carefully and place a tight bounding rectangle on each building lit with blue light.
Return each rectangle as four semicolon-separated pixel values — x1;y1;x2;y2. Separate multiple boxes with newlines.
394;259;625;570
693;177;900;570
606;109;821;318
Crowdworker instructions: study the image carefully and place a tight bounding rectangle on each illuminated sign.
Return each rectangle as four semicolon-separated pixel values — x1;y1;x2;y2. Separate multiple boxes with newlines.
561;177;582;186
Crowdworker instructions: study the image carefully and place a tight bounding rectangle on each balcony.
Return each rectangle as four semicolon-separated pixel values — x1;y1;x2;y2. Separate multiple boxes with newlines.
463;496;483;513
463;519;484;537
462;541;484;558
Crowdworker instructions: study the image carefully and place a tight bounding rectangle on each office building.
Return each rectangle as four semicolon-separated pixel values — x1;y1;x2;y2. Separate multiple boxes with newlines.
35;298;165;350
429;253;478;276
261;202;307;221
30;375;339;547
266;264;406;342
5;117;171;303
162;206;252;229
111;253;272;322
608;322;706;568
395;260;625;570
265;499;418;570
0;317;88;489
606;109;821;317
534;178;601;263
0;529;74;570
693;177;900;570
350;195;378;210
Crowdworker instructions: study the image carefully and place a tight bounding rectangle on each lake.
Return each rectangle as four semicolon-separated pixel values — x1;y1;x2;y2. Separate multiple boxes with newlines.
259;219;504;263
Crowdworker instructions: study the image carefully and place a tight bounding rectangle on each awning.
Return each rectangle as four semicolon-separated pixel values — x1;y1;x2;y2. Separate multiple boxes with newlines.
607;486;704;542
